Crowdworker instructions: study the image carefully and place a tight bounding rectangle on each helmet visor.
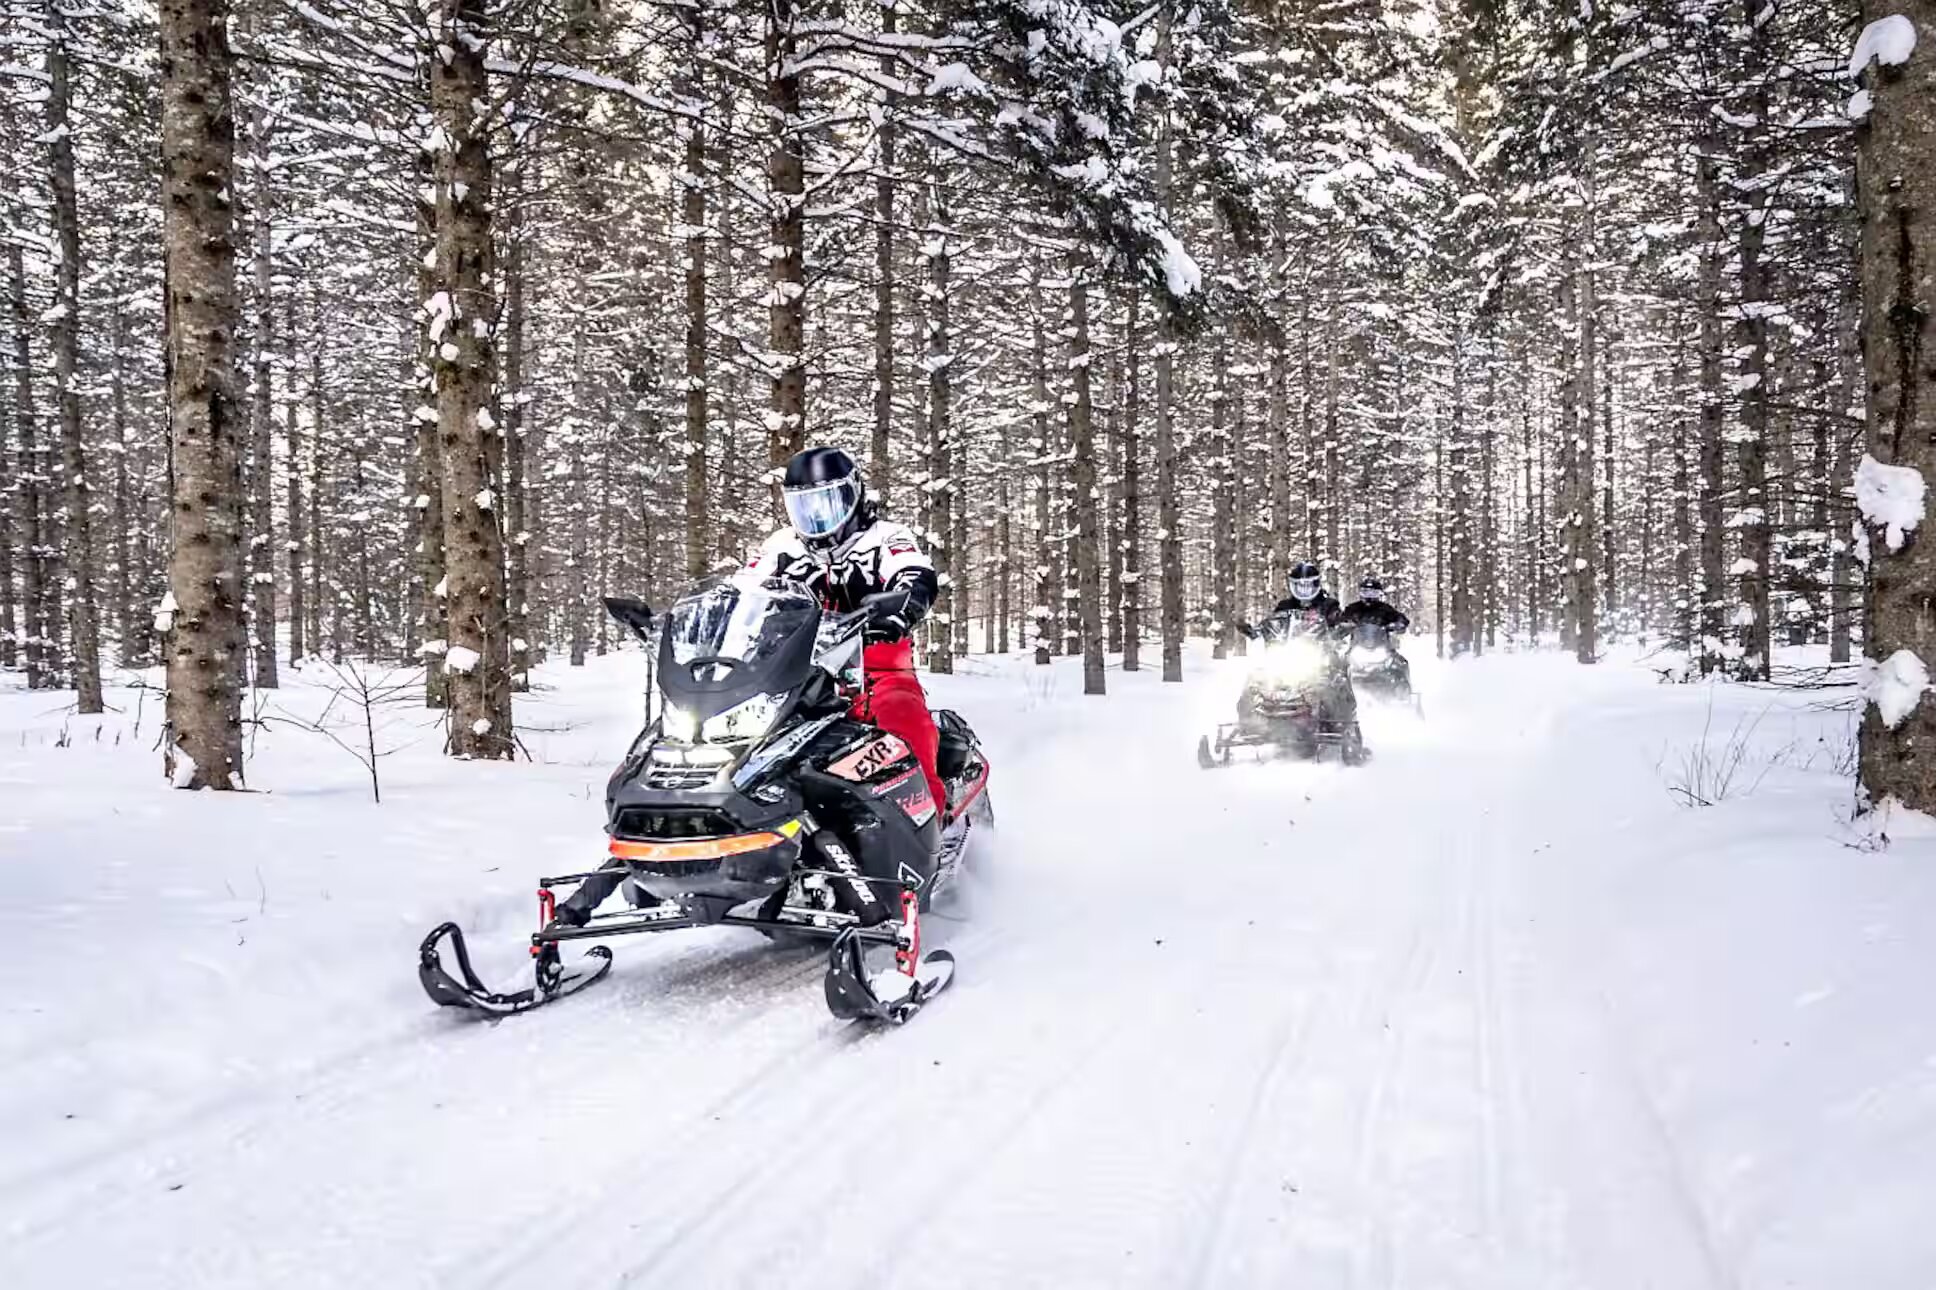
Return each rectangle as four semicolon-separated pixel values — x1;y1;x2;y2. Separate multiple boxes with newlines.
1359;585;1383;602
784;477;860;540
1290;576;1321;600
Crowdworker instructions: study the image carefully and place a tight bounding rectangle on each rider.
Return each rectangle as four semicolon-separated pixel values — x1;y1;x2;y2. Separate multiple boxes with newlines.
555;447;941;930
1272;559;1343;626
1338;576;1411;633
746;446;946;813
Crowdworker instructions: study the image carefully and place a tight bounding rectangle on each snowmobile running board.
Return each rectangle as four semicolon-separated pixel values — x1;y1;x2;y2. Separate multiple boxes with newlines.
417;871;955;1024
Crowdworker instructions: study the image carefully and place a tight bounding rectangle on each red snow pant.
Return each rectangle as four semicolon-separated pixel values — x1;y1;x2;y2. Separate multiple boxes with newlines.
856;638;946;816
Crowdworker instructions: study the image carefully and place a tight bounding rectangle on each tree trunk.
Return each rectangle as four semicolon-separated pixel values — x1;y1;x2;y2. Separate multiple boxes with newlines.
1122;289;1143;672
285;295;305;666
1154;4;1182;683
1105;345;1123;655
46;8;101;708
1558;241;1581;656
1671;333;1695;650
245;99;278;689
925;192;954;675
1576;154;1601;666
1031;268;1054;664
765;0;806;499
1856;0;1936;810
159;0;246;788
1831;270;1858;664
430;0;512;759
1734;24;1773;680
683;3;711;581
9;238;47;688
307;302;326;660
1068;255;1105;694
1696;118;1728;675
502;163;530;684
871;3;896;507
1210;308;1235;659
0;265;13;672
413;150;449;707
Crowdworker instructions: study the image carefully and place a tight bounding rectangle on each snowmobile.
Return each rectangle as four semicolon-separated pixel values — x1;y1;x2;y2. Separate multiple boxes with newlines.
1198;611;1366;768
1342;620;1418;711
418;578;993;1027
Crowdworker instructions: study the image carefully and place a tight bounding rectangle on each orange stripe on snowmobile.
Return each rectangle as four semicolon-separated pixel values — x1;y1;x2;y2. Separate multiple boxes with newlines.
609;832;786;863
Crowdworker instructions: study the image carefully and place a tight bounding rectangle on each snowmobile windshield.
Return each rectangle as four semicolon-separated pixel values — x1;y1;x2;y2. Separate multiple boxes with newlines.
1352;621;1390;647
665;581;819;669
657;581;822;723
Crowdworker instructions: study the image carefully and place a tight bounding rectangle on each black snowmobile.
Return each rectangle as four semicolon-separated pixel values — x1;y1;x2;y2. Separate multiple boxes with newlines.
418;579;993;1026
1342;620;1418;711
1198;610;1366;767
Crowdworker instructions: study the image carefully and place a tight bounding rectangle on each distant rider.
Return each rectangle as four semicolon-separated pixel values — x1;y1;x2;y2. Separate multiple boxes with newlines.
746;446;945;813
1337;576;1410;634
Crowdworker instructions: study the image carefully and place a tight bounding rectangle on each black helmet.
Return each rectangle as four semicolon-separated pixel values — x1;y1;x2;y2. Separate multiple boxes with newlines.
1288;560;1322;603
1358;575;1385;603
782;446;866;550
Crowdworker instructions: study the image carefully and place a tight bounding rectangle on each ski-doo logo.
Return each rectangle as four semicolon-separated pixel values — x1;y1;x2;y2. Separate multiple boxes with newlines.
819;836;880;909
828;734;909;782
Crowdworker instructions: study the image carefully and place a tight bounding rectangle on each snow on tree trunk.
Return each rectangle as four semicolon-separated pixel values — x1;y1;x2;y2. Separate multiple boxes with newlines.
1856;0;1936;811
430;0;512;760
158;0;246;789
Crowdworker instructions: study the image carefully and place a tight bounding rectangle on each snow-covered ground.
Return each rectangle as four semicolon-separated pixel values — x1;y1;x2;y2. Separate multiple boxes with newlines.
4;642;1934;1289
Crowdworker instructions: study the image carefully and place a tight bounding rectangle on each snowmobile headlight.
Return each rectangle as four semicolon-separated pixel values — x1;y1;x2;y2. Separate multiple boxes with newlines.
661;704;700;743
1266;640;1325;687
1348;644;1389;667
700;691;786;744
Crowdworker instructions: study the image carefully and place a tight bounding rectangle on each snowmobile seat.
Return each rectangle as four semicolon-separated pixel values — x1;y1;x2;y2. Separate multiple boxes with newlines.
933;709;976;783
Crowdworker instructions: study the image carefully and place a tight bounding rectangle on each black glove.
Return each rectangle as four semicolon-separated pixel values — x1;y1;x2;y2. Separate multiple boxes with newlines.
865;611;912;643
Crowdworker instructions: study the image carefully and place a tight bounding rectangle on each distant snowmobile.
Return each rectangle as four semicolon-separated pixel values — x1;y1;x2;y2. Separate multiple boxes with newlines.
418;580;992;1026
1342;620;1419;712
1199;610;1367;768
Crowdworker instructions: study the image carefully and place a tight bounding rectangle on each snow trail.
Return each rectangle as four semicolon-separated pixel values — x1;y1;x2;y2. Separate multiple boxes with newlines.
5;649;1936;1288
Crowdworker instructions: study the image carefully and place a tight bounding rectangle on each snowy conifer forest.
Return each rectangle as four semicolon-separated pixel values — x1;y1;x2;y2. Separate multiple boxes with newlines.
6;0;1936;1286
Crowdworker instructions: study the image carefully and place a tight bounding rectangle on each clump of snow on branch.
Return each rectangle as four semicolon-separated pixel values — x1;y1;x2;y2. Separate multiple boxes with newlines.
1855;453;1925;552
1153;230;1200;298
1866;649;1930;729
444;645;481;675
153;591;179;633
1849;14;1917;77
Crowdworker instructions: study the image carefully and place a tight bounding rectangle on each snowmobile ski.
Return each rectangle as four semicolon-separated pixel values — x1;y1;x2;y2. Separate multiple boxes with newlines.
823;890;954;1024
823;930;955;1024
418;921;613;1018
